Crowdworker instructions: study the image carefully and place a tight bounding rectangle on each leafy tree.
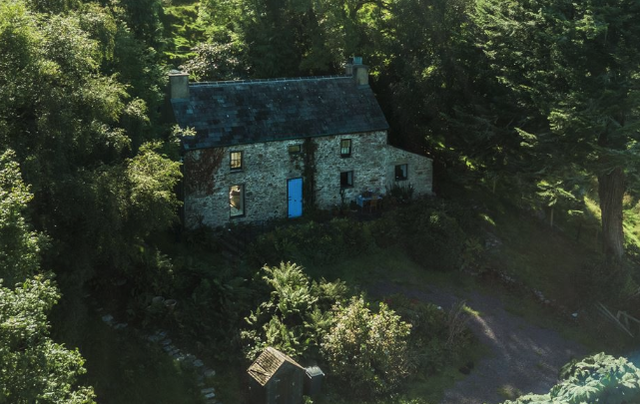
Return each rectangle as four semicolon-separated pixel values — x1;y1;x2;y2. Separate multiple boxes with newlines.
0;277;96;404
242;262;347;360
124;141;183;239
115;0;165;49
500;353;640;404
0;150;44;287
473;0;640;260
198;0;382;78
0;1;181;287
180;42;248;81
321;296;412;398
161;2;207;67
0;146;94;403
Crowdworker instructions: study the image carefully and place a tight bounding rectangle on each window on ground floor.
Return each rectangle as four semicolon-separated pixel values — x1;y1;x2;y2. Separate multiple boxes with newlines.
395;164;408;181
229;184;245;217
340;171;354;189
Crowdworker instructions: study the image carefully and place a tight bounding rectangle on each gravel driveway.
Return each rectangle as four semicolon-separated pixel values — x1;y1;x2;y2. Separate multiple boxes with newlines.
371;283;588;404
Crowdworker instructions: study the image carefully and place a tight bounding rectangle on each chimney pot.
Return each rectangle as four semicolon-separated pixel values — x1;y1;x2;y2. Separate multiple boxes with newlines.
345;56;369;86
169;70;189;99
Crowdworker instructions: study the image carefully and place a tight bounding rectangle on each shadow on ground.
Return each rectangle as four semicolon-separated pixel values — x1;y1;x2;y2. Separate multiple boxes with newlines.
371;283;587;404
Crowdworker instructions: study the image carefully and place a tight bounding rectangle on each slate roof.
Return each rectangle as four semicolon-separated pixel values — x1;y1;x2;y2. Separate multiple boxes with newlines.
172;75;389;150
247;347;304;387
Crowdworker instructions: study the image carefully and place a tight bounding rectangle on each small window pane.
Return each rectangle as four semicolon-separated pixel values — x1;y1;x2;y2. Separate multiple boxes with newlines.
395;164;408;181
340;139;352;157
230;151;242;170
340;171;354;188
229;184;244;217
288;144;301;154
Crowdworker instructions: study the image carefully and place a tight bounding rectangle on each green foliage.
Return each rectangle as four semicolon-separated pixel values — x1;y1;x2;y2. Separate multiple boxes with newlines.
321;296;412;398
387;183;415;204
25;0;79;14
242;262;348;360
573;258;639;308
115;0;165;49
371;202;469;272
0;0;180;289
0;277;96;403
248;218;373;267
139;252;255;360
125;141;182;238
473;0;640;258
180;41;248;81
500;353;640;404
386;294;472;375
0;151;44;287
161;2;207;66
199;0;381;77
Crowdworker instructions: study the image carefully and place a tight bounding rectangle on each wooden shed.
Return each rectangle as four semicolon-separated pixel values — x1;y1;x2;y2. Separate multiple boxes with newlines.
247;347;305;404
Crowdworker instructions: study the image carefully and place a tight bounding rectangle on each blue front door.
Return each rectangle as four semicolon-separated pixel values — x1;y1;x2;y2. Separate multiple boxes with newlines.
287;178;303;218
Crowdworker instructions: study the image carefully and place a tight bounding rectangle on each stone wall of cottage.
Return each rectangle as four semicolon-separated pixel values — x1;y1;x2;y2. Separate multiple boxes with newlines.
384;147;433;196
314;131;389;208
183;138;305;228
183;131;433;229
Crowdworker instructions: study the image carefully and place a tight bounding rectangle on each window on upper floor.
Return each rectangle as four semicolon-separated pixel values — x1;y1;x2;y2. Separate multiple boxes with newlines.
340;171;354;189
340;139;352;157
395;164;408;181
230;151;243;170
288;144;301;154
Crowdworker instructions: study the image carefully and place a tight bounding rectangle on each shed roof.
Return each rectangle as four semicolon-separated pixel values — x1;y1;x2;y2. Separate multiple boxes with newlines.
247;347;304;387
173;75;389;150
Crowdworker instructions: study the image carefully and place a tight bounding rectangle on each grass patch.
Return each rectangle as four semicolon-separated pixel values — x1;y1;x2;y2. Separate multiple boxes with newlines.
305;246;475;293
406;342;491;404
494;283;629;352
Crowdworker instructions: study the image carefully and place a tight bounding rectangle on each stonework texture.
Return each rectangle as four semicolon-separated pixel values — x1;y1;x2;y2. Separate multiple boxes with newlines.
183;131;433;229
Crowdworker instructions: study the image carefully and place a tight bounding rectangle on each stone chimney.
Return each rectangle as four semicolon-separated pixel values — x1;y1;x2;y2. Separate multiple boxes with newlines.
169;70;189;99
345;56;368;86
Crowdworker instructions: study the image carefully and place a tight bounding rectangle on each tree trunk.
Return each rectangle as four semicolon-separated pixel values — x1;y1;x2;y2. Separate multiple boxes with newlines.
598;167;625;260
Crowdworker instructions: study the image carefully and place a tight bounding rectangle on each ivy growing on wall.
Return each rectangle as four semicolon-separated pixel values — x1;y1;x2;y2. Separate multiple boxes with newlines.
184;148;224;195
302;138;317;210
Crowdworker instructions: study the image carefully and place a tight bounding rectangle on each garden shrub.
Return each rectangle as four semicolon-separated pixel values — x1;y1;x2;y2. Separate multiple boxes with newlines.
366;214;402;249
241;262;347;360
501;353;640;404
573;258;639;307
321;296;412;398
385;294;473;374
377;201;468;272
133;253;254;360
408;208;467;271
248;218;373;267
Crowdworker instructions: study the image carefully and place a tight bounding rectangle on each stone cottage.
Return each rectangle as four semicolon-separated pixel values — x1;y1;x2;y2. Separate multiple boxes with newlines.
170;59;433;229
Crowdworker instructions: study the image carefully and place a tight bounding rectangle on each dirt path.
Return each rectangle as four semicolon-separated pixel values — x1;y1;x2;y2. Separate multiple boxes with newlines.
371;283;587;404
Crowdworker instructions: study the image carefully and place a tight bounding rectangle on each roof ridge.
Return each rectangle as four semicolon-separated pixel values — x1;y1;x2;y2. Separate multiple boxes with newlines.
191;75;352;87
